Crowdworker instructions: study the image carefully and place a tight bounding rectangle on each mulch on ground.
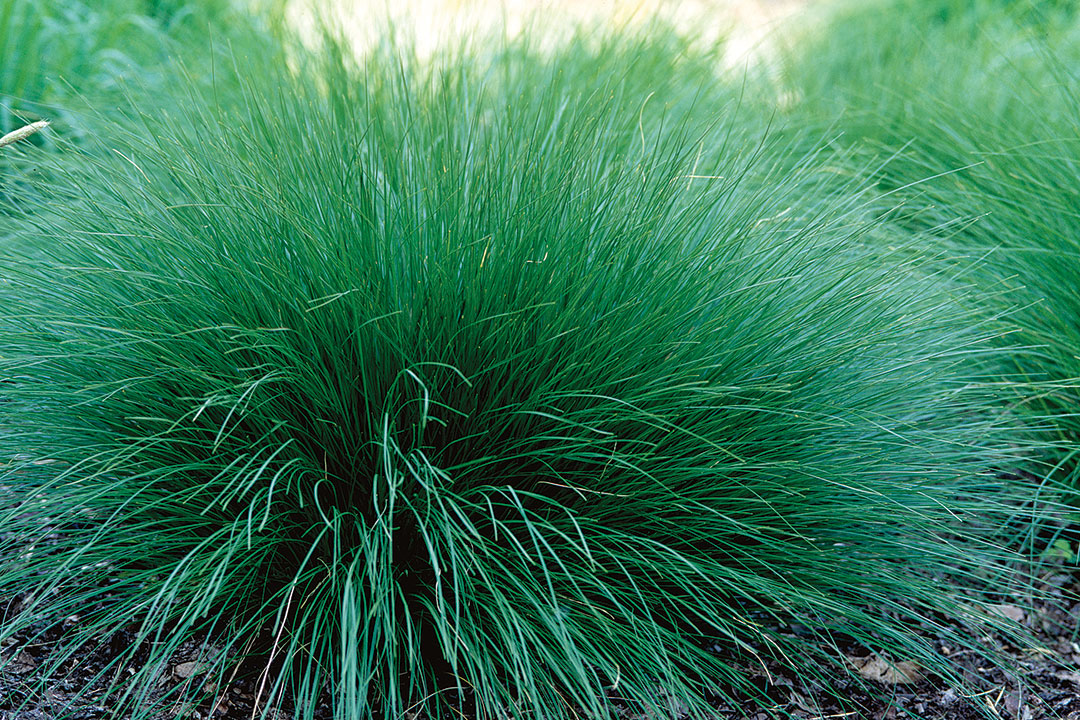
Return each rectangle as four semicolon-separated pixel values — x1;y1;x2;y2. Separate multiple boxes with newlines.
2;562;1079;719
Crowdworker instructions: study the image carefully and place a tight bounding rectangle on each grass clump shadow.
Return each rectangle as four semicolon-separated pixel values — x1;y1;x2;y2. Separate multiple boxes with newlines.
0;20;1061;720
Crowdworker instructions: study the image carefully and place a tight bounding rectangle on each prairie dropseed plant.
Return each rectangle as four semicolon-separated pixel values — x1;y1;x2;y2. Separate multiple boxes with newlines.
0;26;1054;720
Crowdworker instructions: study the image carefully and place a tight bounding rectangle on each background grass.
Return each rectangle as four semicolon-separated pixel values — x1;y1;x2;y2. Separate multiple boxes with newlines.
0;0;286;215
0;0;265;134
778;0;1080;487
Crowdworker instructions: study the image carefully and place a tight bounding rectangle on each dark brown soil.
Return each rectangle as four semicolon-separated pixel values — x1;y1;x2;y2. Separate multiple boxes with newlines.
703;569;1080;719
2;570;1079;720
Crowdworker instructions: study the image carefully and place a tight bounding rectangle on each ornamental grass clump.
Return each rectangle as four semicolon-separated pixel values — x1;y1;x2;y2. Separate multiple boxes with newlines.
0;27;1051;719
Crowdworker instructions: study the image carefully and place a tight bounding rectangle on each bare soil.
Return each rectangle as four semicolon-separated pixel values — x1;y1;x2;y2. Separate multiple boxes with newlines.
3;564;1079;720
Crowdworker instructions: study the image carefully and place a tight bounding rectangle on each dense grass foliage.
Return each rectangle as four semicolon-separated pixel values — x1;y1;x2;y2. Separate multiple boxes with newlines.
778;0;1080;483
0;16;1060;720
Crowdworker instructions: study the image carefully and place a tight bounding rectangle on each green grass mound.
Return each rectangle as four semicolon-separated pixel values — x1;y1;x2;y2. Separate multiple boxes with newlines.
0;27;1054;720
